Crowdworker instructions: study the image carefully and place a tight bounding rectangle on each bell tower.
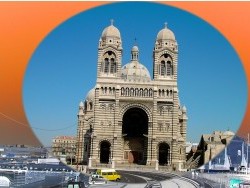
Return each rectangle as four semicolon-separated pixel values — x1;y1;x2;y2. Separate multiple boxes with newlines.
153;23;178;81
97;20;123;80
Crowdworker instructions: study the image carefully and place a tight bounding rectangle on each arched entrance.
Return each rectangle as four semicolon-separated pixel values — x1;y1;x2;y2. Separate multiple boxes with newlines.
158;143;170;166
100;141;111;164
122;107;148;164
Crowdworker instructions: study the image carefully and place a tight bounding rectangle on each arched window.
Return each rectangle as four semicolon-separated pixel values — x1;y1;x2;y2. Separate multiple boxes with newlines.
125;87;129;96
160;61;166;76
139;88;142;96
159;54;173;77
149;89;153;97
135;88;138;96
104;58;109;73
102;51;116;74
167;61;173;76
110;58;116;73
169;90;172;96
130;88;134;96
84;101;87;110
144;88;148;97
89;102;93;110
141;88;144;97
121;87;124;96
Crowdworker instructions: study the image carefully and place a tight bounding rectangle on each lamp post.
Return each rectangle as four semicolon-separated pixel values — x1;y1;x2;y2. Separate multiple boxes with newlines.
247;133;249;174
61;168;65;188
110;104;115;168
76;122;82;171
88;133;94;168
71;145;73;166
166;105;173;165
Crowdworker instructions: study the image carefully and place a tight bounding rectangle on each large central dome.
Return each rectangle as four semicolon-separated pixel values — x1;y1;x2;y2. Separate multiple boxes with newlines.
121;45;151;82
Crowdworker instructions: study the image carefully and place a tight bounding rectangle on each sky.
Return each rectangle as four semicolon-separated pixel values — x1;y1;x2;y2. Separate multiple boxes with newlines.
23;2;247;147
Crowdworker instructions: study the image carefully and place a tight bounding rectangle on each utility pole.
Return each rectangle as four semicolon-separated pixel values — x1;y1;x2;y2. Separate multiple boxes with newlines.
247;133;249;174
71;145;73;166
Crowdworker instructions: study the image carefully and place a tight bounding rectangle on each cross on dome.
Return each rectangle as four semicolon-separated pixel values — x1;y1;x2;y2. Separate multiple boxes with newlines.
164;22;168;28
110;19;114;25
134;37;137;45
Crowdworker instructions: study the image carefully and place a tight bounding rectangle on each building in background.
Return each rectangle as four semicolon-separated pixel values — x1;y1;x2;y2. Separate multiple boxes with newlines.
76;21;188;170
187;130;235;169
186;142;198;157
0;145;47;158
210;134;250;170
51;136;76;164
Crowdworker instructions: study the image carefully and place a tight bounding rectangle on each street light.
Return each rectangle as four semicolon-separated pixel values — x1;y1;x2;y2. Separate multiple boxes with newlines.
88;132;94;168
109;104;115;167
246;133;249;174
165;105;173;165
71;145;73;166
61;168;65;188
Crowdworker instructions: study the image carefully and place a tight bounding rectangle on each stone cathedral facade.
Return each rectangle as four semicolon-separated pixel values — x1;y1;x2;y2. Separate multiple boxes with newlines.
76;22;188;170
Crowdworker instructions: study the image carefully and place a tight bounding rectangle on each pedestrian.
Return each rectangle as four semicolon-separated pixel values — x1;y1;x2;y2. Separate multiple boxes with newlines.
192;171;195;178
195;171;199;178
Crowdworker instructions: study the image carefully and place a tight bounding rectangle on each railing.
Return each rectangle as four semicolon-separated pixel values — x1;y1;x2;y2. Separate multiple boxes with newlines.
91;163;172;172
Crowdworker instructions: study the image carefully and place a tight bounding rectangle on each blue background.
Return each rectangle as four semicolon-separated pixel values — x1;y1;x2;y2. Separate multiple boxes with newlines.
23;2;247;147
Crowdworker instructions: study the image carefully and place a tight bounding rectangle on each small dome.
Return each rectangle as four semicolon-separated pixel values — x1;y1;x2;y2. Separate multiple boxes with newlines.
79;101;84;107
101;24;121;39
157;25;175;41
86;88;95;102
223;130;235;136
182;106;187;112
132;45;139;52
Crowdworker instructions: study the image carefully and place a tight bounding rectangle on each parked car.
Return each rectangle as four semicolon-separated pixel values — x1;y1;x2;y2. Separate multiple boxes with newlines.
89;174;107;184
67;181;82;188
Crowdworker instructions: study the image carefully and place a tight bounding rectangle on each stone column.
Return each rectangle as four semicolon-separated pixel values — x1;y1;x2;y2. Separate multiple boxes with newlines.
155;159;159;171
88;157;92;168
111;159;115;169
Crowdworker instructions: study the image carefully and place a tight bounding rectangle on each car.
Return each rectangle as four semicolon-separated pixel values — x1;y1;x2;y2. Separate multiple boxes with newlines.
239;182;250;188
89;174;107;185
67;181;82;188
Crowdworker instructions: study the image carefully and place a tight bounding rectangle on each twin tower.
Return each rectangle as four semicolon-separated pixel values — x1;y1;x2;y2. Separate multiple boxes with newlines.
97;21;178;81
76;21;188;170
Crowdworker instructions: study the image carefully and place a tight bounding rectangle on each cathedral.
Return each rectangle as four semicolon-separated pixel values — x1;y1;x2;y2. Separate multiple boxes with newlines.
76;21;188;170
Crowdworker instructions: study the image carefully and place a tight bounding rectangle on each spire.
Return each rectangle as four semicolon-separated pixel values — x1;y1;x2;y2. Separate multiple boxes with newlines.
134;37;137;46
164;22;168;29
110;19;114;26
